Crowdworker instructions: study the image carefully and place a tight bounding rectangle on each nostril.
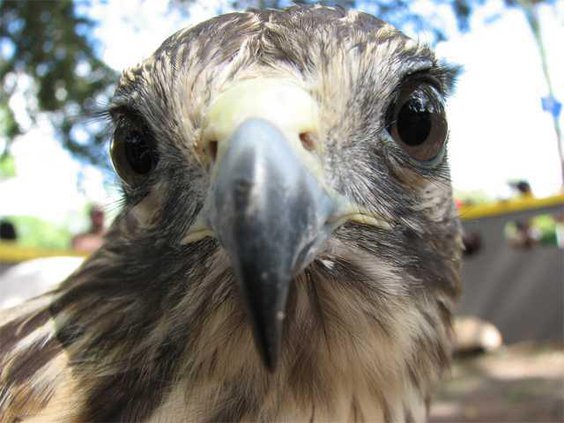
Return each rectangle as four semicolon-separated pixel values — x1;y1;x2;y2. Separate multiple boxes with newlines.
299;132;316;152
207;140;218;162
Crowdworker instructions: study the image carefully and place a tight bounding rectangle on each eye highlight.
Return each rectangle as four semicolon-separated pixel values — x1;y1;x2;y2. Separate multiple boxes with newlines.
110;117;159;187
386;82;447;163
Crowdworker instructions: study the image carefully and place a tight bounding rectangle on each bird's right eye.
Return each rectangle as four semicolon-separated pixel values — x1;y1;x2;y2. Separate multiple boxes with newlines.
111;121;159;187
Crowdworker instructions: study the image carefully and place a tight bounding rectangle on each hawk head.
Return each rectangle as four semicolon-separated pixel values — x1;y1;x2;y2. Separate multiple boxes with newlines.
1;5;461;422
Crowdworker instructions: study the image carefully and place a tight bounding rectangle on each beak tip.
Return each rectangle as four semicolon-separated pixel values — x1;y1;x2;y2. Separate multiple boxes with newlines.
260;348;278;373
251;312;283;372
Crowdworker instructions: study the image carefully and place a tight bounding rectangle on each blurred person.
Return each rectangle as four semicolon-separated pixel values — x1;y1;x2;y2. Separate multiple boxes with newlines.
509;180;534;198
507;180;535;249
506;220;539;249
71;205;106;253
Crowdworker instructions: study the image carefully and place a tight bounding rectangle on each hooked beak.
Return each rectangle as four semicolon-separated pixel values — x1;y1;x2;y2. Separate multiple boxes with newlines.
207;118;336;370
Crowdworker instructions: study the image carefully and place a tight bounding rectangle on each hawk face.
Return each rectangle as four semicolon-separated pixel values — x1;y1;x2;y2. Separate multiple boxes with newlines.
0;6;461;423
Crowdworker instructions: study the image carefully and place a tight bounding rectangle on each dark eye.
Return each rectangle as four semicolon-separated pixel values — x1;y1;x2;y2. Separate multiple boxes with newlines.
386;84;447;162
110;120;159;186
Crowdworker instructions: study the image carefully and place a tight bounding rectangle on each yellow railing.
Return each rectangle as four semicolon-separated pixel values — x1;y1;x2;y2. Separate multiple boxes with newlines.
0;242;86;263
458;194;564;221
0;194;562;263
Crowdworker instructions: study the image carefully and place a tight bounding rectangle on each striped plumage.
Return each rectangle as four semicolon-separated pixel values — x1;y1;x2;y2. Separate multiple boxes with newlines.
0;5;461;422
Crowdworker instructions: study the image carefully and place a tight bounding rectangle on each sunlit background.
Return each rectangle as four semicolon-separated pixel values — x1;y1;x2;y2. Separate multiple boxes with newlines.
0;1;562;421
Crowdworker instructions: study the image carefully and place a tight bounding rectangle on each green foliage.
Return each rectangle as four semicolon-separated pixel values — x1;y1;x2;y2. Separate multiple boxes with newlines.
0;0;117;165
6;215;72;250
531;214;558;246
0;152;15;177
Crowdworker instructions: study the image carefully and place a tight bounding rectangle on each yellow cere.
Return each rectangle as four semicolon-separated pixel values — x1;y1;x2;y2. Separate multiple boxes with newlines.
202;78;324;178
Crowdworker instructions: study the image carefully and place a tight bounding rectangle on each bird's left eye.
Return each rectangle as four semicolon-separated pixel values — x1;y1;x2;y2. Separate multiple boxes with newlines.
111;120;159;187
386;84;447;163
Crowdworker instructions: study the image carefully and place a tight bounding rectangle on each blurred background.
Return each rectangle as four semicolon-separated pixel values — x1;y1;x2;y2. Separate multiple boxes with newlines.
0;0;562;420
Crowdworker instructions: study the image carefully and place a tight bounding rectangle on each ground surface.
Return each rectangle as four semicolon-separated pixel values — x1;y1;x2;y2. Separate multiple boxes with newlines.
429;342;564;422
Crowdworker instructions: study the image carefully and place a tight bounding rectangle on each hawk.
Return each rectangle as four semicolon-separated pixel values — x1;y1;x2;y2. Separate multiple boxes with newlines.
0;5;461;422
